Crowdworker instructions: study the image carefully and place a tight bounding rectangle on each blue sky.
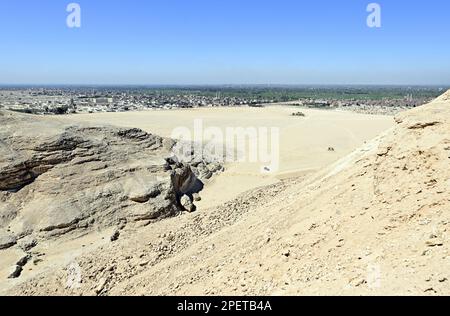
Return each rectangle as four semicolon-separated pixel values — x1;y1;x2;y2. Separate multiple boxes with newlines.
0;0;449;85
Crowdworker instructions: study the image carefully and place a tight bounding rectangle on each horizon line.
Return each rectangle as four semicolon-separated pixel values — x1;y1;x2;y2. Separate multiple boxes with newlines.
1;83;449;88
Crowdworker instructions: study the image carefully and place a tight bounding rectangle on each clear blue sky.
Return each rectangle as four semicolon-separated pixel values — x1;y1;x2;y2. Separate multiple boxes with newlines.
1;0;450;85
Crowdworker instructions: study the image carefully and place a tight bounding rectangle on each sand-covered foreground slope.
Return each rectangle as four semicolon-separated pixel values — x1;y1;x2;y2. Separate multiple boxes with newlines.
2;92;450;296
112;93;449;296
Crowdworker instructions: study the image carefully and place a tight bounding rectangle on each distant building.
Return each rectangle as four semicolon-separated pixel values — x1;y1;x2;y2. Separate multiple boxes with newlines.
92;97;114;104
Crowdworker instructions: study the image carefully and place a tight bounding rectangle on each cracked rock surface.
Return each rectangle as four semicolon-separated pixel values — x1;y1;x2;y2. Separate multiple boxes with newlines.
0;111;221;245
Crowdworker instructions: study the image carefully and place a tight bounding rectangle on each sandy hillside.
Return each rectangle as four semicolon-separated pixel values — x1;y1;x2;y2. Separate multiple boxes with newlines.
1;91;448;296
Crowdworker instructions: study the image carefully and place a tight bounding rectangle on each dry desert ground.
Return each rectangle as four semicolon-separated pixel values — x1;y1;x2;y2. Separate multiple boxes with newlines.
0;92;449;296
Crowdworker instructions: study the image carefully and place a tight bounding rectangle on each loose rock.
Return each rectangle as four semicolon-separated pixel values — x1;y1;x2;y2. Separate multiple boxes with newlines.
8;265;23;279
180;195;196;213
110;230;120;242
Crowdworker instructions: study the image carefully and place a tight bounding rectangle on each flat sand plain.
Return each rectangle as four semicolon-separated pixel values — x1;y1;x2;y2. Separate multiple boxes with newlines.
66;106;394;208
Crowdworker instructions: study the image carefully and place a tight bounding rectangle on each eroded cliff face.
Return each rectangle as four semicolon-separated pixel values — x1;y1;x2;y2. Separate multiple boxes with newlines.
0;111;222;251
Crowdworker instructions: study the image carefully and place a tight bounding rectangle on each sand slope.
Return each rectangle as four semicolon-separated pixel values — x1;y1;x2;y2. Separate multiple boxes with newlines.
111;95;450;296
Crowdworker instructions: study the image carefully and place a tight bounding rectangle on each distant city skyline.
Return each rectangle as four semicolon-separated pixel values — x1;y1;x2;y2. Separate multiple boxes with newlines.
1;0;450;85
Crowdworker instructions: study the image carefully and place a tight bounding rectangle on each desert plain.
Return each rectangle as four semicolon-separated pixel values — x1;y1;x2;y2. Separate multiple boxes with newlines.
67;106;394;208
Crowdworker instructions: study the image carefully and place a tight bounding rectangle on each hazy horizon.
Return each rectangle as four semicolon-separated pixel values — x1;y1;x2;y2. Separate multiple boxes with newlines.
1;84;449;89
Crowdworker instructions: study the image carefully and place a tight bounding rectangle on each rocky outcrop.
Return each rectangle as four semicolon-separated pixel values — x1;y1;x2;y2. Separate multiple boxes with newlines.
0;111;223;245
0;229;16;250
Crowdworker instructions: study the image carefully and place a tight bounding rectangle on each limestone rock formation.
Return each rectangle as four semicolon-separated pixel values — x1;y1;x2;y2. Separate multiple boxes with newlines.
0;229;16;250
0;111;221;245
